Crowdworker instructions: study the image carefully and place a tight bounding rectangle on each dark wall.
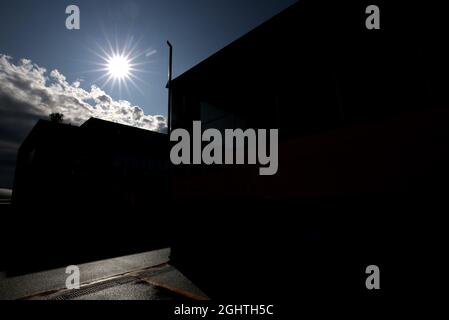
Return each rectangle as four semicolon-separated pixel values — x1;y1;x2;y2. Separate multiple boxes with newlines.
168;0;449;300
171;1;446;139
7;120;170;274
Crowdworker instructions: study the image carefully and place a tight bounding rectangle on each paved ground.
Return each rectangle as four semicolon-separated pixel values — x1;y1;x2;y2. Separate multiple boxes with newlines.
0;248;208;300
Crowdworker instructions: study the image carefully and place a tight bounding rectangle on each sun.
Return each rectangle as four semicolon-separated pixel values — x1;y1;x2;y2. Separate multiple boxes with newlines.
107;54;131;80
92;48;139;92
89;37;156;94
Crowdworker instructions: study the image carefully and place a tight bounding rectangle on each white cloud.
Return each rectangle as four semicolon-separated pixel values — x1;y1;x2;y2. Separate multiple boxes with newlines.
0;54;167;187
0;54;167;132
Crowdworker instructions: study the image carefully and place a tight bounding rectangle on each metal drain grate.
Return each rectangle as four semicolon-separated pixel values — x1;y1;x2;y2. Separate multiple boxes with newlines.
48;265;175;300
50;276;137;300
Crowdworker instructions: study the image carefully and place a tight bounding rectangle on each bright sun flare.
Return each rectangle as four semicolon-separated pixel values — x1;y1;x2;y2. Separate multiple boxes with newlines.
107;55;131;79
91;38;157;93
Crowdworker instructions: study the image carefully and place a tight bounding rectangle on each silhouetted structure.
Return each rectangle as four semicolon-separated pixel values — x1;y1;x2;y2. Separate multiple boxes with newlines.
7;0;449;299
168;0;449;299
8;118;169;273
13;118;168;210
168;1;446;200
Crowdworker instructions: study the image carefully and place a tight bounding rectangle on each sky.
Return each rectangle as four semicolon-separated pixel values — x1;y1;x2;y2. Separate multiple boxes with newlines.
0;0;296;188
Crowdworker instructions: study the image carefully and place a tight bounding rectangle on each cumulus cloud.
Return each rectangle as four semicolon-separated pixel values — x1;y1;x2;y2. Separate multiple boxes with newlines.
0;54;166;131
0;54;167;187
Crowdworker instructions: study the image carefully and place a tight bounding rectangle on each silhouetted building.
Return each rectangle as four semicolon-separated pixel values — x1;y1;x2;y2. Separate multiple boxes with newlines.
8;118;170;272
168;0;448;201
13;118;169;210
8;0;449;299
168;0;449;299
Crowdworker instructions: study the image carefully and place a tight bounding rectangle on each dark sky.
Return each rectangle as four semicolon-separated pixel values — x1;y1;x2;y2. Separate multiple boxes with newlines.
0;0;297;188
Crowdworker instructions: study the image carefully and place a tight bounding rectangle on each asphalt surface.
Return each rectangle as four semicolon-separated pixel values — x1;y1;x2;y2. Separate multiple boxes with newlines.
0;248;207;300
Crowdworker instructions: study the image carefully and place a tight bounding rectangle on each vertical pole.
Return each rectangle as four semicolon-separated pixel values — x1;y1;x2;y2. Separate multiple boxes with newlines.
167;41;173;134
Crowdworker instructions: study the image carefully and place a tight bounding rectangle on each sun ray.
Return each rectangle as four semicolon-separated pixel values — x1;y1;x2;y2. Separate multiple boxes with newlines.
86;36;157;96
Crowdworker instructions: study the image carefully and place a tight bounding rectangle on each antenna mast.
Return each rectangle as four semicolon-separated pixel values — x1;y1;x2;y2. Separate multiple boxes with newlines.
167;41;173;134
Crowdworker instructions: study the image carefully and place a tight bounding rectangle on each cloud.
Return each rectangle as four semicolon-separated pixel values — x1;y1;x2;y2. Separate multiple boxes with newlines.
145;49;157;58
0;54;167;187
